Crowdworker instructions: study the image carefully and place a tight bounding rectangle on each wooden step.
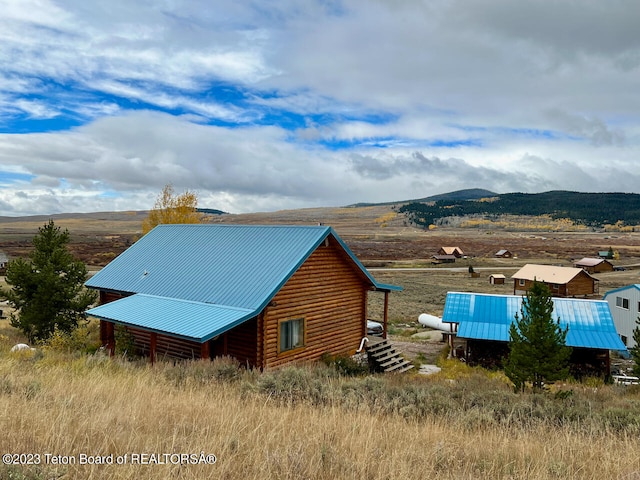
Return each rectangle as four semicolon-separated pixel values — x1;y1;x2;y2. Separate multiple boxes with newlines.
384;359;413;372
366;339;414;374
392;363;415;373
371;349;401;363
366;340;391;354
379;355;405;368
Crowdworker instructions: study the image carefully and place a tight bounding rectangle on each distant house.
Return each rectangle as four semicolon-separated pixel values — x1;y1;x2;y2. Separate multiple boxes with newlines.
494;249;513;258
511;264;598;297
438;247;464;258
442;291;626;374
489;274;506;285
603;285;640;348
85;224;401;368
573;257;614;274
0;251;8;275
598;250;614;259
431;254;456;264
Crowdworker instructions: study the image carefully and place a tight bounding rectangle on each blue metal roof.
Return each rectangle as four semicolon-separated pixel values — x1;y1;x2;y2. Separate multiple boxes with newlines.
443;292;626;351
86;224;400;341
87;294;254;342
603;284;640;299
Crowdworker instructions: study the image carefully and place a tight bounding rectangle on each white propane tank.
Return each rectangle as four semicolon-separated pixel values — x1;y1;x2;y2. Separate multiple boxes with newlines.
418;313;449;331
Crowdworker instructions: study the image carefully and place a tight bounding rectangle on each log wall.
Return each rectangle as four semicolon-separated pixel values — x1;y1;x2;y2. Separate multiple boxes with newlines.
260;237;368;368
513;272;596;297
123;327;202;360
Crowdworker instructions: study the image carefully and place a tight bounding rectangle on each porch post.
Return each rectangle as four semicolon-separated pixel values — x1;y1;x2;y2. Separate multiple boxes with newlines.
200;340;210;360
383;291;389;339
104;321;115;357
149;332;157;365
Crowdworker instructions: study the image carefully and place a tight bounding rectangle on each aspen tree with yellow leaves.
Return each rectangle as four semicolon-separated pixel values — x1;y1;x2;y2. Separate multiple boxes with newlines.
142;184;203;234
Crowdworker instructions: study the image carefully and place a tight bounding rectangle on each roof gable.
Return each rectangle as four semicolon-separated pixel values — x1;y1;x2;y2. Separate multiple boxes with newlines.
440;246;463;255
86;224;397;311
511;264;594;284
442;292;626;350
603;284;640;299
574;257;605;267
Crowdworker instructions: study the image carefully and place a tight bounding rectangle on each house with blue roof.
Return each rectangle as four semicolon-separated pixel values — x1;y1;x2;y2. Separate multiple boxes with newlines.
603;285;640;349
85;224;401;368
442;292;626;375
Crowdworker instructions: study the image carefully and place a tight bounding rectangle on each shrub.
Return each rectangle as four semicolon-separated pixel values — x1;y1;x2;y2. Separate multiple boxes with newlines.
44;322;101;354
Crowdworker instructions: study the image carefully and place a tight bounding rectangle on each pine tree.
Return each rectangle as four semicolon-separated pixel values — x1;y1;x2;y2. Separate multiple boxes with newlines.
504;281;572;392
630;319;640;377
1;220;97;342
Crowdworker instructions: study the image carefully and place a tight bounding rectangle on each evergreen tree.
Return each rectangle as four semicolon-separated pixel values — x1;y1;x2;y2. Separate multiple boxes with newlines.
630;319;640;377
1;220;97;342
504;281;572;392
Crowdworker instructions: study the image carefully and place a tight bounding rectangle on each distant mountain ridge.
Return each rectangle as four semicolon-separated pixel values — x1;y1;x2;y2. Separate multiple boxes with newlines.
3;189;639;229
349;188;497;207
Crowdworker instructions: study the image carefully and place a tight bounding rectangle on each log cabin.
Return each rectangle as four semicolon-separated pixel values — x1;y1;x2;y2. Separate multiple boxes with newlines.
442;291;626;375
85;224;401;368
573;257;614;274
512;264;598;297
438;246;464;258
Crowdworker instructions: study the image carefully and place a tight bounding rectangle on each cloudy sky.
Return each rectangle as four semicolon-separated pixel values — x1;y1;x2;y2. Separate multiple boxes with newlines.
1;0;639;216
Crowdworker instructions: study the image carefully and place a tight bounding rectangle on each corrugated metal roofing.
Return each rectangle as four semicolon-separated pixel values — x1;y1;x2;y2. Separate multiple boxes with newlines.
511;264;590;283
85;224;400;341
442;292;626;351
87;294;254;342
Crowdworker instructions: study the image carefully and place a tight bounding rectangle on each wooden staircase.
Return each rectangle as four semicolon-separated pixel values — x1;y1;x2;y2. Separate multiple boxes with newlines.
366;339;414;373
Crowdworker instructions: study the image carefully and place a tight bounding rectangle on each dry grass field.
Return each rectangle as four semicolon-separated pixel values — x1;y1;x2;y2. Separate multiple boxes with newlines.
2;207;640;479
1;349;640;480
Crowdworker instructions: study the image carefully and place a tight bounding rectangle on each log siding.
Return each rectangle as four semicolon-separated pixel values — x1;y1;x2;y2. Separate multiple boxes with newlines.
513;271;597;297
260;239;368;368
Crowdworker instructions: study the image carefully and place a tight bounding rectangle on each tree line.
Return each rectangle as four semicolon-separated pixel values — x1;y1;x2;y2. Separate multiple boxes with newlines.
399;191;640;228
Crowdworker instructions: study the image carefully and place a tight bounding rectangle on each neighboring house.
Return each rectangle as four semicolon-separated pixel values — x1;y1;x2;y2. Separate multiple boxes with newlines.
573;257;614;274
438;247;464;258
0;251;7;275
603;285;640;348
489;274;506;285
431;254;456;264
494;249;513;258
442;291;626;373
598;250;614;259
85;224;401;368
511;264;598;297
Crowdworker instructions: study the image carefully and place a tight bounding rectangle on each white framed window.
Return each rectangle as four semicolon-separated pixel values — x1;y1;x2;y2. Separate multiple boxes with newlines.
616;296;629;310
279;318;305;353
518;279;525;286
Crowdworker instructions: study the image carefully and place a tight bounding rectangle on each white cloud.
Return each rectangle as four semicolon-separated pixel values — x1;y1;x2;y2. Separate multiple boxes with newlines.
0;1;639;216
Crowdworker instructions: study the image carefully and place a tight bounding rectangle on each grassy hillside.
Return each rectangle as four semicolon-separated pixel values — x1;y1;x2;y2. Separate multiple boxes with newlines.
1;346;640;480
399;191;640;228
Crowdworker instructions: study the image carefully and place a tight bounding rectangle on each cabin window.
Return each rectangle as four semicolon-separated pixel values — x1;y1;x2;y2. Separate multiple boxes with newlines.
552;284;559;291
279;318;305;353
518;279;525;286
616;296;629;310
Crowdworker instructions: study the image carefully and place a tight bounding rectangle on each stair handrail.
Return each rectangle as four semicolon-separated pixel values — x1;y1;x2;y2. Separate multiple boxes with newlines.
356;337;369;353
